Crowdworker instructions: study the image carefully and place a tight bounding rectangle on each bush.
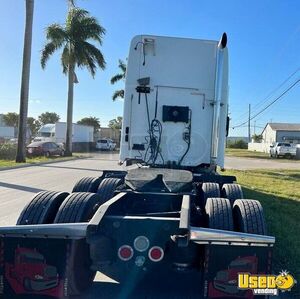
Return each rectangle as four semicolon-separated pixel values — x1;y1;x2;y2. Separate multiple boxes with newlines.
0;143;17;160
227;139;248;149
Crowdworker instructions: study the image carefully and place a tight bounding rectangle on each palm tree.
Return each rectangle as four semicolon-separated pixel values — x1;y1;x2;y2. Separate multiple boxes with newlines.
110;59;126;101
16;0;34;163
41;8;106;156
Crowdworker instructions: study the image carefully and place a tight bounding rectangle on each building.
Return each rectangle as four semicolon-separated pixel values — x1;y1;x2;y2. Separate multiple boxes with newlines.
248;123;300;153
0;114;15;141
261;123;300;144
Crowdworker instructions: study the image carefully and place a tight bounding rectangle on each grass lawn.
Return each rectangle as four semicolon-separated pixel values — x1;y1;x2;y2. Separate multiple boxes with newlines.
226;148;300;163
0;154;81;168
226;148;269;158
225;168;300;294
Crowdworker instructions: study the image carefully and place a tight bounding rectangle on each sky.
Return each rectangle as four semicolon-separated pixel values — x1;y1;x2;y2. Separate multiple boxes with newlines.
1;0;300;135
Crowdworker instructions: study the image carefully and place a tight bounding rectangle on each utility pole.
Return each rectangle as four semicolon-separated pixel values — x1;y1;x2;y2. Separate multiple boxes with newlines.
254;120;256;135
248;104;251;142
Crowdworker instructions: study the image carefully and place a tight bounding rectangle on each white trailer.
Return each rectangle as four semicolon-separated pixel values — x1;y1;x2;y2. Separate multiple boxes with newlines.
0;126;15;140
35;122;94;144
120;34;229;169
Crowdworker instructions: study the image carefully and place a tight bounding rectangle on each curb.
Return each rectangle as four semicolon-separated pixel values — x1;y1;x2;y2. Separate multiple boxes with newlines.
0;156;86;172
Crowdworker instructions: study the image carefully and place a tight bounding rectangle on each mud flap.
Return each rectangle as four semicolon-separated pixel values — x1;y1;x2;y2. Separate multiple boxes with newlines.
203;245;272;299
0;235;87;298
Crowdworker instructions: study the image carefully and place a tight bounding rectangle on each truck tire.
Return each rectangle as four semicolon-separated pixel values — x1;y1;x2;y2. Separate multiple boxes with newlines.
97;178;122;204
54;192;101;223
221;183;243;205
72;177;102;193
201;182;220;207
205;198;233;230
17;191;69;225
233;199;267;235
54;192;102;294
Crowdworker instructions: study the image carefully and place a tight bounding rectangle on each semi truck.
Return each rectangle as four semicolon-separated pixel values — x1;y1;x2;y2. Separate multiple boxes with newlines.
34;122;94;144
0;33;275;298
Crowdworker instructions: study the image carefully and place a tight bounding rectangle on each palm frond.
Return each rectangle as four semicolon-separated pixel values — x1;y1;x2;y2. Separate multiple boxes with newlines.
118;59;126;73
83;55;97;77
112;89;124;101
46;24;67;45
66;8;89;31
110;73;123;84
81;41;106;70
76;17;105;44
41;42;59;69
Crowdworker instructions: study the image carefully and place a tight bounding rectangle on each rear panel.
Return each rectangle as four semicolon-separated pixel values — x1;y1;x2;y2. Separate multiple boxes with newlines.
120;35;229;167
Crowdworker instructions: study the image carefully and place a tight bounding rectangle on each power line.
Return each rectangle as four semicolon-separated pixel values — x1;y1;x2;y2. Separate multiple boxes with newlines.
232;66;300;124
232;79;300;129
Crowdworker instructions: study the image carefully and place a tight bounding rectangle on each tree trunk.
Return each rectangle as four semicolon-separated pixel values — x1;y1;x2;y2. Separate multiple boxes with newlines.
16;0;34;163
65;63;74;156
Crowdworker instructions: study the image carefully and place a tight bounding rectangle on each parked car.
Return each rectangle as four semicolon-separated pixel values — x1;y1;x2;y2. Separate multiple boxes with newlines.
96;138;116;151
26;142;65;157
269;142;297;158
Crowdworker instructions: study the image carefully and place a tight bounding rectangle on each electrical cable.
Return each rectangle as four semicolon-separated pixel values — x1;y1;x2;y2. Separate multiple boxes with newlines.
178;109;192;165
232;79;300;129
142;92;163;166
134;41;146;65
155;87;158;118
232;67;300;126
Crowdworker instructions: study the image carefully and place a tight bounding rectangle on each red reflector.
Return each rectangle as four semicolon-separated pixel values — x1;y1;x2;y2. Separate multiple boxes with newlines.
118;245;133;261
148;246;164;262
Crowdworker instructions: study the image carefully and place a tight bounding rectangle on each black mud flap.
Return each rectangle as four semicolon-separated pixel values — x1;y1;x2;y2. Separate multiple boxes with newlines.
203;245;272;299
0;224;89;299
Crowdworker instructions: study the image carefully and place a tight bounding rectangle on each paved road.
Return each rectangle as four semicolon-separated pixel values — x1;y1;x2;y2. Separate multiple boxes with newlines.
0;153;121;226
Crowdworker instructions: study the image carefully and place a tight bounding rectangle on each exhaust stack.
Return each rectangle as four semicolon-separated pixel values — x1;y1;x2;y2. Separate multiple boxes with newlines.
210;32;227;167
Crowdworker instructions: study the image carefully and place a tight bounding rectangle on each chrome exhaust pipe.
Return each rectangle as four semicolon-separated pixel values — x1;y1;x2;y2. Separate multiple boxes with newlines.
210;33;227;167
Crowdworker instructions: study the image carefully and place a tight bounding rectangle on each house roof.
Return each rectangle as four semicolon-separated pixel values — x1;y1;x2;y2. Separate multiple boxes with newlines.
268;123;300;131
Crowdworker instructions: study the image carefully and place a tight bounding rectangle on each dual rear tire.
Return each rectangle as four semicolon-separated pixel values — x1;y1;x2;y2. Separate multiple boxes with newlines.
16;178;123;295
201;182;243;206
205;197;266;235
17;191;69;225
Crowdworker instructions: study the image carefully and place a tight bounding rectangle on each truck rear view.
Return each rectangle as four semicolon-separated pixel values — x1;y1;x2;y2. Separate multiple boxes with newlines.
0;33;275;299
120;34;228;169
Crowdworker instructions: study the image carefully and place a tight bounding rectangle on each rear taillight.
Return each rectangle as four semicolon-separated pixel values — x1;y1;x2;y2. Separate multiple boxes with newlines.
118;245;133;261
148;246;164;262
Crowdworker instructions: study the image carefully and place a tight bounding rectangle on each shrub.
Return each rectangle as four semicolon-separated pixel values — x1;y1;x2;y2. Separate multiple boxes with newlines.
0;143;17;160
227;139;248;149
